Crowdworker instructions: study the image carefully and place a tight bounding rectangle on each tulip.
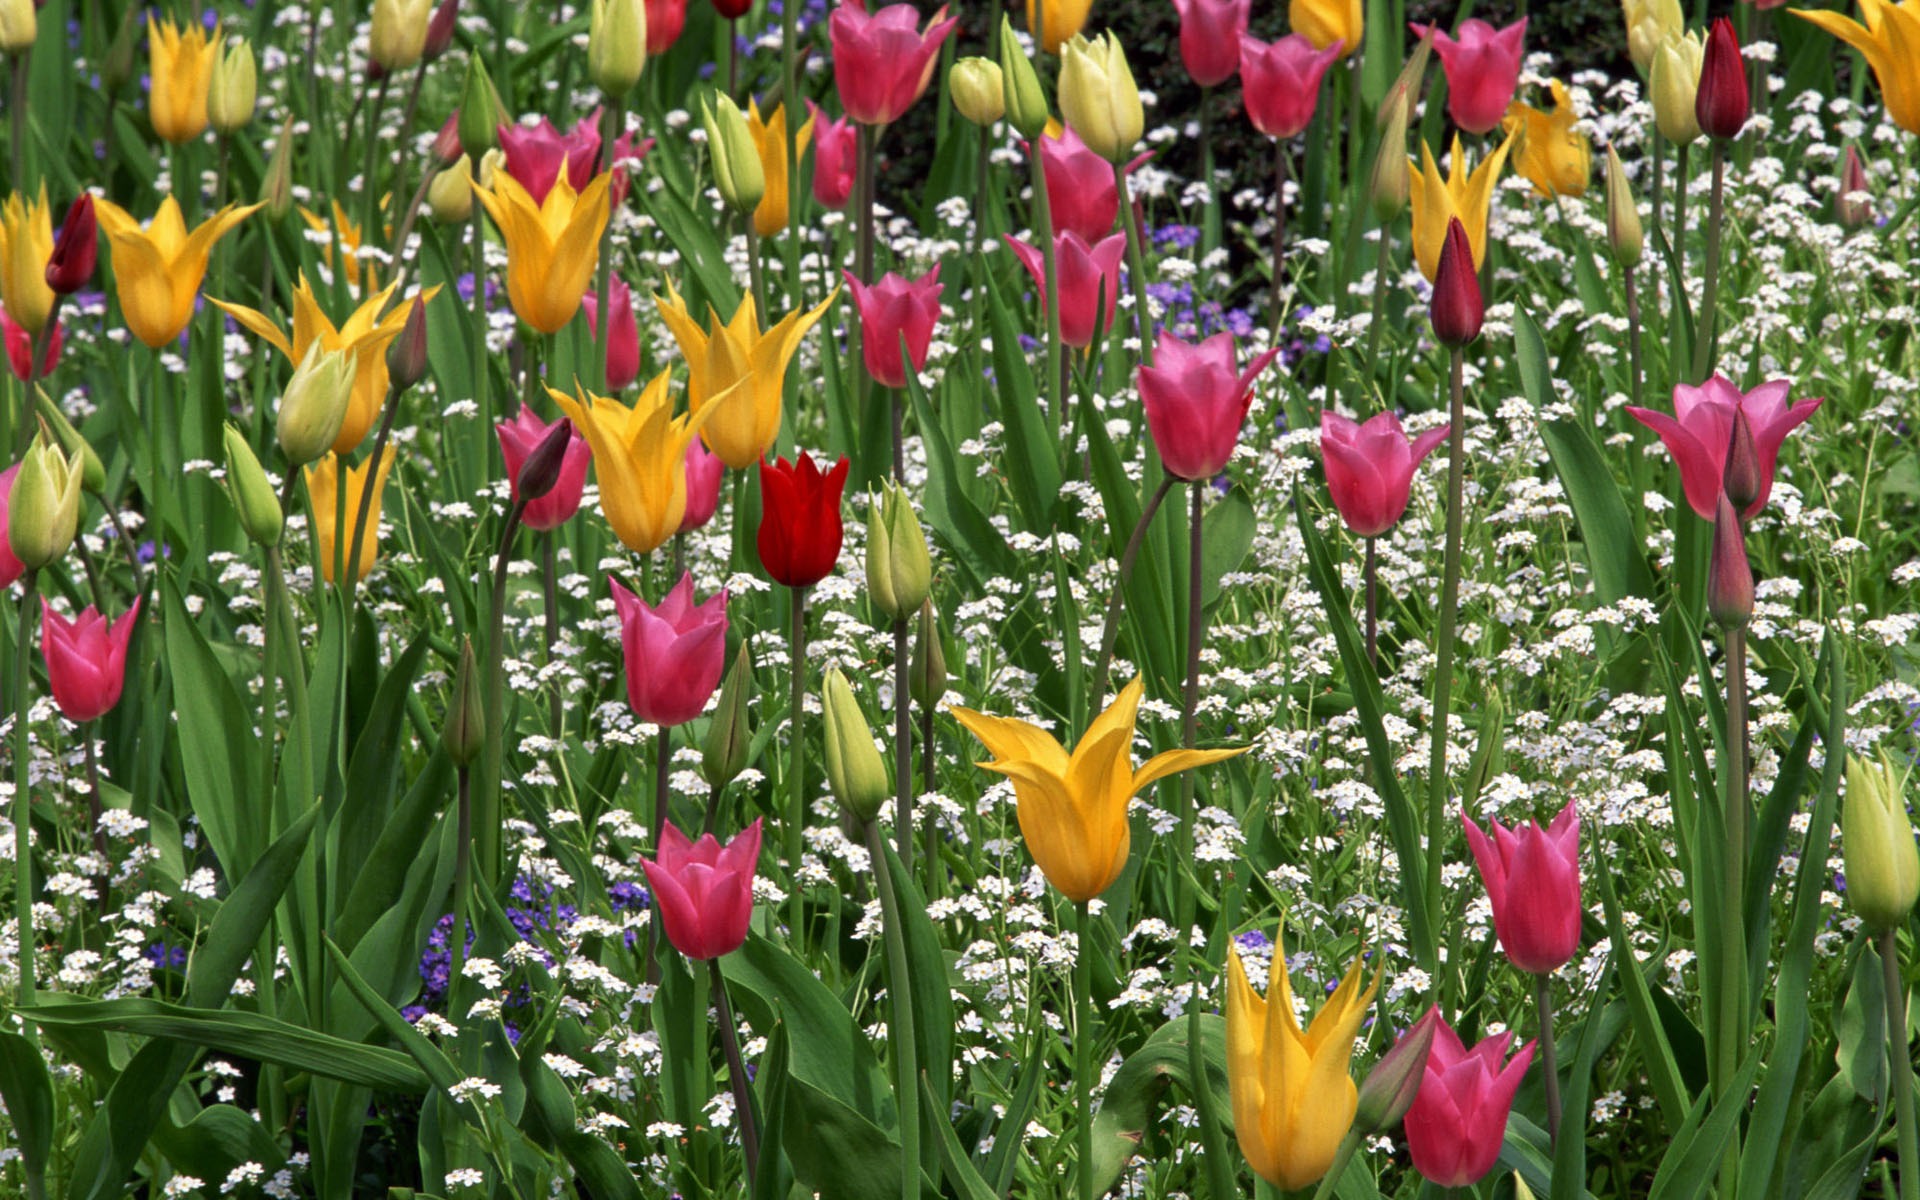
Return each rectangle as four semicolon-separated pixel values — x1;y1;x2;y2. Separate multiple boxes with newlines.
472;169;613;334
424;0;459;60
386;296;431;393
208;37;257;134
1696;17;1750;140
590;0;648;98
1004;230;1126;348
1624;0;1685;72
1370;96;1412;221
1224;926;1379;1189
866;481;932;620
0;0;32;53
515;419;576;504
45;194;97;296
641;819;762;961
7;437;82;570
646;0;688;53
823;667;890;824
550;373;719;554
1503;80;1592;198
1625;374;1823;521
1836;144;1873;227
1239;34;1342;140
1707;490;1754;629
1842;751;1920;930
443;637;485;768
843;264;943;390
746;100;815;237
95;197;261;347
1650;31;1705;144
33;402;101;497
1174;0;1251;86
223;425;283;549
496;407;591;531
1137;330;1280;482
458;55;505;160
1605;144;1644;267
1291;0;1363;57
305;448;395;584
1058;33;1143;164
999;16;1050;137
1404;1018;1537;1187
680;438;725;533
1429;217;1483;347
1408;133;1514;281
910;598;946;707
1318;410;1449;538
829;2;958;127
1724;408;1763;513
429;155;476;223
757;452;850;589
704;94;766;215
951;676;1244;901
655;282;839;470
371;0;434;71
1355;1007;1442;1134
807;102;858;209
147;15;216;143
702;645;754;789
1793;0;1920;134
1026;0;1091;52
40;599;140;723
0;464;25;587
1462;800;1582;975
1411;18;1526;135
612;572;729;727
1033;125;1148;243
581;275;641;391
299;201;381;293
260;118;297;221
497;114;602;207
275;345;357;467
0;307;57;381
0;186;53;336
949;58;1006;127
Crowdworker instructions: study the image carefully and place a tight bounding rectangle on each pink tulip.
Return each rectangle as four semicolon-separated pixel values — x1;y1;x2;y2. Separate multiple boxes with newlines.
1032;127;1152;244
1318;411;1449;538
496;407;591;531
843;264;943;389
497;111;649;208
808;101;858;209
1240;34;1342;140
1404;1016;1538;1188
0;464;22;587
1004;230;1127;349
1138;330;1280;481
1625;375;1822;521
1;308;59;382
1174;0;1251;87
1463;800;1582;975
41;598;141;723
679;439;725;533
1410;18;1527;136
581;276;641;392
611;572;729;728
641;818;762;961
828;1;958;127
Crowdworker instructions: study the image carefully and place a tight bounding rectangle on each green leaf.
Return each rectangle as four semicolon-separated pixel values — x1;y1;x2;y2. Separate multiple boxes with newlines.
1647;1050;1764;1200
1200;485;1255;611
979;264;1063;534
1088;1013;1234;1195
920;1073;998;1200
1550;957;1615;1200
0;1032;53;1189
160;575;253;877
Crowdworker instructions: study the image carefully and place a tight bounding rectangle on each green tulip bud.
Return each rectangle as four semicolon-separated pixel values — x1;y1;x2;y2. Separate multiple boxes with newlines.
208;38;258;135
702;642;755;791
867;482;932;622
34;389;103;494
1604;145;1643;269
949;57;1005;127
443;637;486;768
8;433;84;570
823;667;889;826
102;5;141;91
1842;752;1920;930
275;343;356;467
909;598;947;708
1369;91;1411;225
260;118;297;222
223;425;284;548
703;93;765;215
998;16;1049;139
458;55;504;161
589;0;648;99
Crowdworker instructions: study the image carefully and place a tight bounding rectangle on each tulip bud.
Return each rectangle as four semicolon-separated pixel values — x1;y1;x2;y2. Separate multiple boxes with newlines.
589;0;648;99
1706;490;1752;630
702;642;754;790
443;637;485;768
371;0;432;72
0;0;35;55
1836;144;1872;229
387;297;431;391
208;39;258;134
908;598;947;707
1379;26;1435;134
950;57;1005;127
1625;0;1684;74
102;5;141;90
1369;92;1411;224
223;424;284;547
428;154;475;223
1514;1175;1540;1200
822;666;889;825
8;433;83;571
1355;1007;1440;1134
45;195;97;296
703;94;765;214
34;390;103;494
1058;33;1143;165
999;17;1050;139
458;56;503;160
423;0;458;61
1723;409;1761;513
1695;17;1749;141
866;483;932;622
260;118;297;221
1604;145;1643;269
432;112;464;165
517;418;575;503
1842;751;1920;930
276;344;356;467
1429;218;1483;348
1650;32;1704;145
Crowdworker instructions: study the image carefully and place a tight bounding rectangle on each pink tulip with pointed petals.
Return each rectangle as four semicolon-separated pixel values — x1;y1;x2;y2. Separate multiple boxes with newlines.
582;276;641;392
612;573;729;728
498;110;649;208
680;439;726;533
843;265;943;389
828;2;958;127
1004;230;1127;348
641;818;762;960
1032;126;1152;243
808;101;859;209
1404;1017;1538;1187
1410;18;1527;135
1174;0;1252;87
1138;331;1281;481
1462;800;1582;975
1318;411;1450;537
1240;34;1343;140
497;407;592;531
41;598;141;723
1625;375;1822;521
0;464;23;587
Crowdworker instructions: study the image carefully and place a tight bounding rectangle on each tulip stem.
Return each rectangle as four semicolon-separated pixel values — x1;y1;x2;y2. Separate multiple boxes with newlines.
893;616;912;859
855;124;876;286
1176;482;1204;926
1114;159;1155;368
1536;973;1562;1144
1675;143;1691;262
8;52;27;191
1271;142;1288;328
785;585;809;944
1881;928;1919;1200
1422;348;1467;970
11;568;39;1019
346;382;404;614
1650;134;1666;239
1091;476;1176;708
84;726;106;901
919;699;938;899
478;499;529;888
1072;898;1095;1200
1714;623;1749;1099
647;726;671;987
1363;226;1391;378
450;765;472;1027
1691;142;1725;383
543;532;563;738
389;165;442;292
1624;263;1644;412
863;820;919;1200
1027;140;1064;443
592;100;620;393
361;73;393;283
1364;536;1378;667
709;957;762;1187
746;226;769;339
470;204;493;457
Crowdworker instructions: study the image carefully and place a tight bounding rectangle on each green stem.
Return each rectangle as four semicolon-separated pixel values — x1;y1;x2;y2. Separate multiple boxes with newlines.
746;224;769;334
543;532;561;739
1422;348;1467;971
919;698;937;900
11;569;38;1016
710;957;763;1187
1176;482;1203;925
785;585;809;942
1536;973;1562;1145
893;615;912;859
594;100;621;392
361;73;393;277
1364;536;1378;667
1073;898;1095;1200
1716;624;1748;1096
1363;221;1390;376
1882;927;1919;1200
478;500;528;887
450;766;472;1023
1271;141;1288;327
867;820;920;1200
646;725;672;986
471;204;492;462
1692;142;1725;383
1090;477;1176;708
1651;133;1666;239
1114;159;1155;368
1625;263;1644;411
345;383;403;612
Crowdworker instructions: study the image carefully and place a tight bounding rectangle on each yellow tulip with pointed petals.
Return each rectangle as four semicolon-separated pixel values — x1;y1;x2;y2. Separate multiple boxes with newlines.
1502;80;1593;198
653;281;838;470
548;373;727;554
305;446;396;584
94;196;261;347
747;99;816;238
1026;0;1092;54
0;186;54;335
1408;133;1514;282
1226;927;1380;1190
147;15;216;143
1792;0;1920;135
949;677;1245;902
473;169;612;334
1292;0;1364;58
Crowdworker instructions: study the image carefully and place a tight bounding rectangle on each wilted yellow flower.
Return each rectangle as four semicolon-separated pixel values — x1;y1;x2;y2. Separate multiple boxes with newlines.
473;169;611;334
1408;133;1514;281
0;186;54;335
1026;0;1092;54
1293;0;1364;58
147;15;216;143
1502;81;1593;198
747;100;815;238
305;446;396;584
548;373;724;554
94;196;261;347
1792;0;1920;135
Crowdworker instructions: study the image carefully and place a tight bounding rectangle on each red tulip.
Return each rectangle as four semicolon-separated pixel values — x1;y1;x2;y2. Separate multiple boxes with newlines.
433;112;464;164
1836;144;1872;228
828;1;958;127
641;818;763;961
1429;217;1483;347
1239;33;1342;140
1;308;59;381
646;0;688;53
1318;410;1449;538
496;406;591;531
843;264;943;389
1173;0;1251;87
1032;126;1151;244
497;111;646;207
582;276;640;392
41;598;141;723
1625;374;1821;521
712;0;752;17
808;101;858;209
680;438;725;533
1462;800;1581;975
757;452;850;589
0;464;24;588
612;572;729;727
1137;330;1280;481
1696;16;1750;141
1004;230;1127;348
1409;18;1526;136
424;0;459;61
45;195;97;295
1404;1017;1537;1188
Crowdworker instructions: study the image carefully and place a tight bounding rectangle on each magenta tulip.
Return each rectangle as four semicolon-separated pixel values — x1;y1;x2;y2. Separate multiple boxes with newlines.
641;818;762;961
1625;375;1821;521
498;110;647;208
612;573;729;728
843;265;943;389
1404;1017;1538;1188
1410;18;1527;135
0;464;22;587
1462;800;1582;975
41;598;141;723
497;407;591;531
1004;230;1126;348
1;309;59;382
1174;0;1251;87
582;275;641;392
1318;411;1449;538
828;1;958;127
680;439;725;534
1239;34;1342;140
1138;330;1281;481
1034;126;1150;244
808;101;858;209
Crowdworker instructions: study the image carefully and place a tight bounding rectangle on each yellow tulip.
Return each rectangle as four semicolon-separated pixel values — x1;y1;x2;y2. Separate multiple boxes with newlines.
949;677;1245;902
147;15;216;144
1026;0;1092;54
213;276;440;456
547;373;723;554
747;100;815;238
1650;32;1705;144
300;200;385;293
0;186;54;335
305;446;396;584
1226;927;1380;1190
1058;33;1144;164
94;196;261;348
1408;133;1514;282
473;169;612;334
1623;0;1684;73
1502;81;1593;198
1292;0;1364;58
653;281;838;470
1792;0;1920;135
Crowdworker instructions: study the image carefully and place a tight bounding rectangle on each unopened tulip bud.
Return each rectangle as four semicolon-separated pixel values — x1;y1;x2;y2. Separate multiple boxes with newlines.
432;112;463;165
45;195;97;295
1604;145;1643;268
0;0;35;54
443;637;485;768
1696;17;1749;141
8;434;83;570
276;344;356;467
867;482;932;621
1842;751;1920;930
428;154;475;222
458;56;502;160
517;419;574;503
1625;0;1684;73
423;0;458;61
1650;32;1704;145
1707;490;1752;630
260;118;297;221
371;0;433;71
1514;1175;1540;1200
1058;33;1143;164
223;424;284;547
1356;1006;1440;1134
208;38;257;134
1369;93;1411;224
1429;218;1483;347
34;391;102;494
102;5;140;89
1378;25;1434;133
703;94;765;213
823;666;889;825
950;57;1005;127
702;642;754;790
1836;145;1872;228
999;17;1050;139
589;0;648;98
1723;408;1761;513
387;297;430;391
909;598;946;707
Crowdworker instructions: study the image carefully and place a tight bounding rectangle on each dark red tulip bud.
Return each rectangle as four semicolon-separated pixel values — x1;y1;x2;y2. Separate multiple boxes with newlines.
386;297;430;391
45;195;96;295
1356;1006;1441;1134
1708;490;1753;629
1430;217;1483;348
1696;17;1750;141
424;0;459;61
1723;408;1761;513
432;112;464;166
518;419;575;502
1836;145;1871;228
